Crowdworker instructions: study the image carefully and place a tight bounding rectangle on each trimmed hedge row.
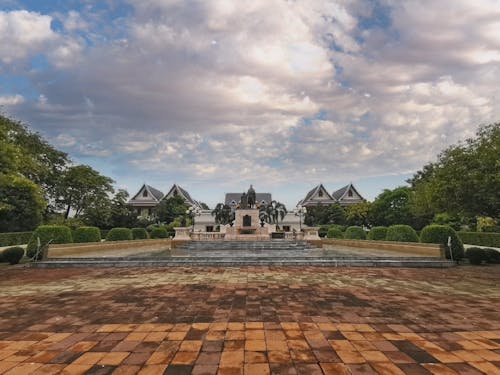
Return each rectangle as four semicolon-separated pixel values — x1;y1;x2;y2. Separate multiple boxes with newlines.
2;246;24;264
344;226;366;240
458;232;500;248
326;227;344;239
0;231;32;247
132;228;148;240
386;225;419;243
73;227;101;243
106;228;133;241
420;225;464;260
465;247;500;265
26;225;73;259
367;226;387;241
150;227;168;239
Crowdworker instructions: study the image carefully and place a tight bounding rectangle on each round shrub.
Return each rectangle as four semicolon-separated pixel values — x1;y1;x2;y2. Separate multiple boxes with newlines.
344;226;366;240
420;225;464;260
132;228;148;240
465;247;487;265
26;225;73;259
385;225;419;243
2;247;24;265
73;226;101;243
484;248;500;264
106;228;133;241
318;225;330;238
367;226;388;241
150;226;168;239
326;227;344;239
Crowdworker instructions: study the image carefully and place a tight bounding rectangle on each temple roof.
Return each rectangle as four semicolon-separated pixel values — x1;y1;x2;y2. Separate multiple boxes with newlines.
225;193;272;206
130;184;164;202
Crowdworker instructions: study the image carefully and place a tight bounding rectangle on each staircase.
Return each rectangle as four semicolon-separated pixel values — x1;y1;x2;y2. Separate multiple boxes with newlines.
32;240;454;268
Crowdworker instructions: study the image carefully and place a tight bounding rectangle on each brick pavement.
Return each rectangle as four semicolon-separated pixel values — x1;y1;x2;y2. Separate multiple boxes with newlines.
0;266;499;374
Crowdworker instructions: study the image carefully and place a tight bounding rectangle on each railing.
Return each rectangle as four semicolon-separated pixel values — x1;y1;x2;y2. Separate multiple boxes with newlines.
190;232;226;241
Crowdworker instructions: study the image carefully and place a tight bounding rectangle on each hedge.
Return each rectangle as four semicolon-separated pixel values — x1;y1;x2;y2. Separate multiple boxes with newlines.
132;228;148;240
73;227;101;243
318;226;330;238
420;225;464;260
106;228;133;241
150;227;168;239
367;226;387;241
0;231;32;247
2;246;24;265
26;225;73;259
344;226;366;240
458;232;500;248
100;229;109;240
326;227;344;239
385;225;419;243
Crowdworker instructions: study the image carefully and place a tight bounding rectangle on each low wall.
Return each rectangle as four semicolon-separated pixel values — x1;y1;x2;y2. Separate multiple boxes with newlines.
322;238;444;258
48;239;172;258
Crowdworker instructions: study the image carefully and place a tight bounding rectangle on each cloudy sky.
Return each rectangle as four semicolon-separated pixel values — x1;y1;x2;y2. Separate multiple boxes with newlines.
1;0;499;208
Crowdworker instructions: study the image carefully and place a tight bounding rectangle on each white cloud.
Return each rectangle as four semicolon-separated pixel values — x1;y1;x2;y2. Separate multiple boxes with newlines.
0;94;24;106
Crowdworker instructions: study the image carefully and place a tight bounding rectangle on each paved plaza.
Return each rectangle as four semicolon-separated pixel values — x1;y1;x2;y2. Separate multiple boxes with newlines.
0;266;499;374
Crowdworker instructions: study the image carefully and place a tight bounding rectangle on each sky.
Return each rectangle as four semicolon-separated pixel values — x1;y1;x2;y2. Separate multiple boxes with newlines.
1;0;499;208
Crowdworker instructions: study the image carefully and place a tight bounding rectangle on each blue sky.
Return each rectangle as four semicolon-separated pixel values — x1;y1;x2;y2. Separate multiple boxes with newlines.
1;0;499;208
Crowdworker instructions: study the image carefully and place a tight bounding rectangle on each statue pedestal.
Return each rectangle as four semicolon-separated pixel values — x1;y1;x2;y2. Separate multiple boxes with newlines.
173;227;192;240
303;227;320;240
225;209;270;240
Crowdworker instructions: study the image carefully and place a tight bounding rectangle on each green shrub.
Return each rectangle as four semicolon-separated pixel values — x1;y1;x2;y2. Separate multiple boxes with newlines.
465;247;487;265
344;226;366;240
385;225;419;243
420;225;464;260
318;225;330;238
106;228;133;241
150;227;168;239
326;227;344;238
367;226;387;241
0;231;32;247
2;246;25;265
100;229;109;240
132;228;148;240
26;225;73;259
458;232;500;248
0;251;3;263
73;227;101;243
484;248;500;264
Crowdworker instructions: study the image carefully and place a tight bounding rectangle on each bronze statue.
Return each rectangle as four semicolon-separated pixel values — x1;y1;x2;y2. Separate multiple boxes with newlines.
240;192;248;209
247;185;256;208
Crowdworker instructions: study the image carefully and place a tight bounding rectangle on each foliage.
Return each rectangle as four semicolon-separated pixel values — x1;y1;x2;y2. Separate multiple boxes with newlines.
259;201;287;225
344;226;366;240
0;174;46;232
109;190;138;228
2;246;24;265
420;225;464;260
150;227;168;239
370;187;416;227
212;203;234;225
106;228;133;241
131;228;148;240
56;165;114;219
326;227;344;239
304;204;346;226
73;226;101;243
409;123;500;219
476;217;499;232
345;202;372;227
457;232;500;248
367;226;388;241
465;247;488;265
46;215;85;230
385;225;419;242
484;248;500;264
318;225;330;238
154;195;188;224
432;213;463;231
0;231;32;247
26;225;73;259
199;202;210;210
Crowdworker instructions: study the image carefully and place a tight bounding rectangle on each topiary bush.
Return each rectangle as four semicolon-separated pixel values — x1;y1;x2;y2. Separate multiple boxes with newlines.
2;246;25;265
385;225;419;243
484;248;500;264
26;225;73;259
367;226;388;241
326;227;344;239
150;226;168;239
132;228;148;240
465;247;488;265
318;225;330;238
344;226;366;240
106;228;133;241
0;231;33;247
457;232;500;248
420;225;464;260
73;226;101;243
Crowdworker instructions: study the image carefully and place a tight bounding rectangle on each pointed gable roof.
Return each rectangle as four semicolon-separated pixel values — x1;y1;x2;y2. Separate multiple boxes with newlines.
298;184;335;206
130;184;164;202
332;183;365;202
163;184;201;208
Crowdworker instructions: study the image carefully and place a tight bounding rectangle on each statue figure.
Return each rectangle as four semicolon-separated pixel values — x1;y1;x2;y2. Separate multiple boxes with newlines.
247;184;256;208
240;192;248;209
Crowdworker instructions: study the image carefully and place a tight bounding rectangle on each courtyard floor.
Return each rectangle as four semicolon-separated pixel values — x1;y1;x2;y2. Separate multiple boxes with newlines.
0;265;499;375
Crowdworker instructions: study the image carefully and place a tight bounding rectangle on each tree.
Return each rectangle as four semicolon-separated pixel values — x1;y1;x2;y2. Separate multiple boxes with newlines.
259;201;287;226
199;202;210;210
212;203;234;225
56;165;114;219
409;123;500;219
109;190;138;228
370;187;415;227
154;195;188;224
304;204;346;226
0;174;46;231
345;202;372;227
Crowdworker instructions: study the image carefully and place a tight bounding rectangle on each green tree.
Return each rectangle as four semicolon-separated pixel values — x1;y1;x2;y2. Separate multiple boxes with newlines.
259;201;287;226
304;203;346;226
56;165;114;219
212;203;234;225
0;174;46;231
409;123;500;219
370;187;415;227
109;190;138;228
154;195;188;224
345;202;372;227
